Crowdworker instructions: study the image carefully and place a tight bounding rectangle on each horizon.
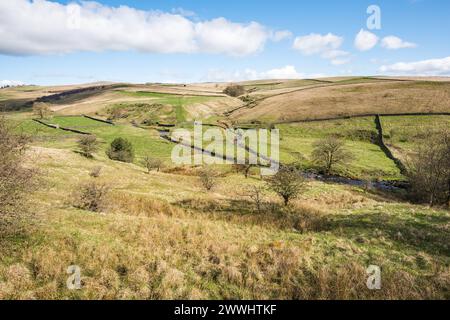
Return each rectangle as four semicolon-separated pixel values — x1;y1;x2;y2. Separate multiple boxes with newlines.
1;0;450;86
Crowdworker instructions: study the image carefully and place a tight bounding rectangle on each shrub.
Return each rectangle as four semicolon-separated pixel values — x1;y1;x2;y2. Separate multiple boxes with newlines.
199;167;218;191
406;130;450;207
107;138;134;163
223;85;245;97
311;136;353;175
143;156;164;173
73;181;110;212
32;102;51;119
268;166;307;206
77;135;100;158
89;166;102;178
0;118;37;234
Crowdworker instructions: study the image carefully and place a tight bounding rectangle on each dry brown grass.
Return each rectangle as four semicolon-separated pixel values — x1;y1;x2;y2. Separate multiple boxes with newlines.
231;81;450;122
0;146;448;300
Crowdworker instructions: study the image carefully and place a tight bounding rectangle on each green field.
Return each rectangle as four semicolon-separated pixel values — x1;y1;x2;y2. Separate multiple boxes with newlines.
381;115;450;153
42;116;173;161
277;118;402;180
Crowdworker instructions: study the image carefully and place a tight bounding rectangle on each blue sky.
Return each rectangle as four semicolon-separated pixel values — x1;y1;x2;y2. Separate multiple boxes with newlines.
1;0;449;86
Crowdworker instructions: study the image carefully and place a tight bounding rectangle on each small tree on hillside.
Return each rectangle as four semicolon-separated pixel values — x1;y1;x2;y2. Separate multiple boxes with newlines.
223;84;245;97
311;136;353;175
199;167;218;191
143;156;164;173
268;166;307;206
406;131;450;207
107;138;134;163
33;102;51;119
0;118;37;234
232;164;254;179
77;135;100;158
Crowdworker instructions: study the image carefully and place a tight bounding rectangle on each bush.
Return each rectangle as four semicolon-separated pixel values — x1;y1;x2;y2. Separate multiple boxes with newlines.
77;135;100;158
199;167;218;191
311;136;353;175
406;130;450;207
73;181;110;212
89;166;102;178
32;102;51;119
0;118;37;234
223;85;245;97
143;156;164;173
107;138;134;163
268;166;307;206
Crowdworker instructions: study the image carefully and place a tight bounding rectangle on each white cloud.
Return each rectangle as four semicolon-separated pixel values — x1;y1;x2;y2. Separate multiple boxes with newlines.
261;65;302;79
0;80;24;88
354;29;379;51
292;33;350;65
195;18;268;56
380;56;450;75
331;58;351;66
205;65;304;82
271;30;293;42
381;36;417;50
293;33;343;55
0;0;273;57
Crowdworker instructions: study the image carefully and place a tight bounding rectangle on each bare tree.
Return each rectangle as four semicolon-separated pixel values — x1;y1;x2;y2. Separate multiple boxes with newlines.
77;135;100;158
242;185;266;214
89;166;102;178
143;156;164;173
268;166;307;206
32;102;51;119
232;164;254;178
406;130;450;207
199;167;218;191
72;181;110;213
0;118;37;234
311;136;353;175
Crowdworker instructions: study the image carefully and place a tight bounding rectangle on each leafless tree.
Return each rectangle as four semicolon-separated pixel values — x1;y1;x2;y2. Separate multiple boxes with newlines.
143;156;164;173
0;118;37;234
72;181;110;213
406;130;450;207
32;102;51;119
242;185;266;214
89;166;102;178
232;164;254;178
268;165;307;206
199;167;218;191
312;136;353;175
77;135;100;158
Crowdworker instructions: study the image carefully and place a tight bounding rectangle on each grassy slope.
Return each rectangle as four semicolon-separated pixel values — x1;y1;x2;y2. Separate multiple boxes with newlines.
231;81;450;123
382;115;450;155
41;116;174;162
278;117;402;180
0;145;448;300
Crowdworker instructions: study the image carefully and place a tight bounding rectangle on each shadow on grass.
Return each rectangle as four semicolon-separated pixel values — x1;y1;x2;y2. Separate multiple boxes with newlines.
324;210;450;256
174;198;326;232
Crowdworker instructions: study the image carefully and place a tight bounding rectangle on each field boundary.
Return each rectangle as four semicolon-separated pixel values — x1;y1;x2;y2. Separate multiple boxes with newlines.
32;119;91;135
271;112;450;125
374;115;407;175
82;114;115;125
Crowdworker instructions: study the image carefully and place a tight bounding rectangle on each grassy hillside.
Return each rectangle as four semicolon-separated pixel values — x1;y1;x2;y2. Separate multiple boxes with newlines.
1;78;449;300
230;81;450;123
0;145;448;300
